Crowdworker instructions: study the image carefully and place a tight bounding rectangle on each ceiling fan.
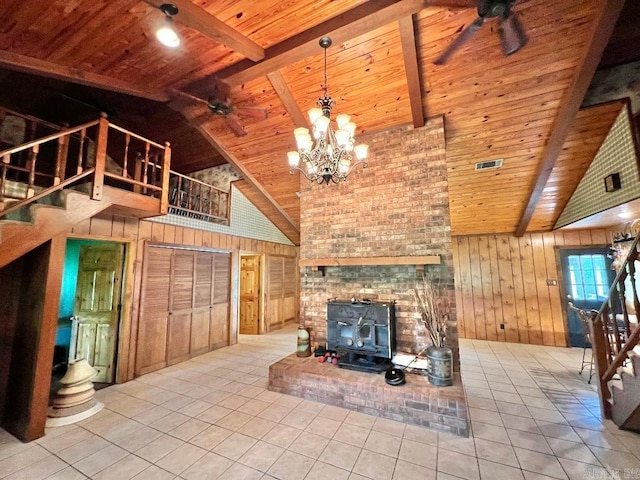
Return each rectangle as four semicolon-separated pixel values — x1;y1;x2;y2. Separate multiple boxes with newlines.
433;0;528;65
173;78;268;137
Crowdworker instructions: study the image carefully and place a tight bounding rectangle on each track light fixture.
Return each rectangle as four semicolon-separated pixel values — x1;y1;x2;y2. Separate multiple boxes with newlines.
156;3;180;48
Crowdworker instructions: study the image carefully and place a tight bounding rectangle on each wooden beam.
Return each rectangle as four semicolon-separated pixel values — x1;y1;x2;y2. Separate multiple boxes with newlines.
143;0;264;62
398;15;425;128
177;105;300;237
189;0;473;92
0;51;169;102
267;71;308;128
514;0;625;237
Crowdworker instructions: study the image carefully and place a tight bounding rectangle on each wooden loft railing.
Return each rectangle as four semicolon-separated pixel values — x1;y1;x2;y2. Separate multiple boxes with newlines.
591;235;640;417
168;171;230;225
0;111;230;224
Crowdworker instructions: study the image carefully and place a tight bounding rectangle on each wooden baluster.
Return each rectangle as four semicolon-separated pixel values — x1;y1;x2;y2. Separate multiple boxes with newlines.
187;177;193;214
92;115;109;201
26;144;38;198
133;153;142;194
76;128;86;175
122;133;130;179
159;142;171;214
614;282;625;354
591;313;612;418
628;257;640;335
602;302;613;363
208;185;214;217
224;189;231;220
142;143;150;194
53;124;70;185
0;153;9;202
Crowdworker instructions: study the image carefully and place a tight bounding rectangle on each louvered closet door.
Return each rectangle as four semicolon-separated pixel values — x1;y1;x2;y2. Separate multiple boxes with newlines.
210;253;230;350
192;252;213;356
137;247;172;376
168;251;194;365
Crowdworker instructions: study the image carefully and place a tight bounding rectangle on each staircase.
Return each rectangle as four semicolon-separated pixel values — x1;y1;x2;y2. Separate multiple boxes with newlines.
590;234;640;432
0;111;172;268
610;352;640;430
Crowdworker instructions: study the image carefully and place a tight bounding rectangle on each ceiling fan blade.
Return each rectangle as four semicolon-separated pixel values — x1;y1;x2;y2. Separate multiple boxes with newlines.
433;16;484;65
225;113;247;137
235;106;268;121
212;78;232;103
498;12;528;56
171;89;210;106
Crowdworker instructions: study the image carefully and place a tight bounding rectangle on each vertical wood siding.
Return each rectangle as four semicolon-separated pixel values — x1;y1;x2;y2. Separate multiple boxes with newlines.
453;229;612;346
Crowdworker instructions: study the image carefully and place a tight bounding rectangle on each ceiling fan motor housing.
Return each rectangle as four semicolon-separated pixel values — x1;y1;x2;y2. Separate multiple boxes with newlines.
207;99;233;116
479;0;516;18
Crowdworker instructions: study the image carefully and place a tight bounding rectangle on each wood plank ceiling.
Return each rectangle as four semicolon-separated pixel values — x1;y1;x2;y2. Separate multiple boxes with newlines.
0;0;630;244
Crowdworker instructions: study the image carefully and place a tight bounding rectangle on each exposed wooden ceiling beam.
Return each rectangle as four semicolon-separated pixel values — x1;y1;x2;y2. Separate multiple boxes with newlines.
189;0;473;92
0;51;168;102
514;0;625;237
267;71;308;128
178;104;300;238
143;0;264;62
398;15;425;128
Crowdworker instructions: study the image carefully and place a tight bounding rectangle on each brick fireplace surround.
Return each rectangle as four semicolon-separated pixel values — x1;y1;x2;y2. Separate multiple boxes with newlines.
268;117;469;436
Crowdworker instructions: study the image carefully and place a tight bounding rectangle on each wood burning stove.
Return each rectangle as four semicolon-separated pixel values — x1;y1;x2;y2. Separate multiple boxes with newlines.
326;300;395;373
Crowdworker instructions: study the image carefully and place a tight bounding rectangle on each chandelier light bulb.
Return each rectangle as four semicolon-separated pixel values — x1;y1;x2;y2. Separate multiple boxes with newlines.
334;129;350;147
336;114;351;129
287;151;301;168
344;121;356;136
315;115;330;134
307;108;323;124
354;144;369;160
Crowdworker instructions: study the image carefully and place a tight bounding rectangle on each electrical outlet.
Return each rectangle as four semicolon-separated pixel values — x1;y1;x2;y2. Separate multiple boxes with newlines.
500;323;505;330
547;279;558;286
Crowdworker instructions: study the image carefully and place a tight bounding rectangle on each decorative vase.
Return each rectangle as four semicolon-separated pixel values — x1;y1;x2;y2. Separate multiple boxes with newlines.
426;345;453;386
296;326;311;357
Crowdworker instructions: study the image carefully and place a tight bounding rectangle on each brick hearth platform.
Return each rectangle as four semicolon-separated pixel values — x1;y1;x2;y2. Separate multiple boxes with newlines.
269;354;469;437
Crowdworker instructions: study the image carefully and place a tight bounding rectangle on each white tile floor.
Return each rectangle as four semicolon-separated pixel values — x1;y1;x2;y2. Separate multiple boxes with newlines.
1;327;639;479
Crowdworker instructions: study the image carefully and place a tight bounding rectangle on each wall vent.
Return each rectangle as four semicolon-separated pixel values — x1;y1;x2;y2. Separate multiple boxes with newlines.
475;159;503;171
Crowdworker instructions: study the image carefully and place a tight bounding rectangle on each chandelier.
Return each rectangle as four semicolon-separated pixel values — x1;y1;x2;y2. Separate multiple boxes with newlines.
287;37;369;185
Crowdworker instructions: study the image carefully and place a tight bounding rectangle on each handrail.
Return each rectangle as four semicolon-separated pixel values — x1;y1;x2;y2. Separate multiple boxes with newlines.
1;107;64;132
592;234;640;417
0;119;101;158
107;123;166;150
171;170;227;195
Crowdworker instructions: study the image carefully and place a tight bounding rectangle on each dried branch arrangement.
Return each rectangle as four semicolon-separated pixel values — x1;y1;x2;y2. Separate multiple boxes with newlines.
413;277;448;348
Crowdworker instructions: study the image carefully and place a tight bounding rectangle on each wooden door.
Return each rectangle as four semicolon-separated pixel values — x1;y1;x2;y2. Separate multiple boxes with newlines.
70;243;124;383
192;253;213;356
168;251;193;365
240;255;260;334
211;254;230;348
560;247;615;347
137;246;172;376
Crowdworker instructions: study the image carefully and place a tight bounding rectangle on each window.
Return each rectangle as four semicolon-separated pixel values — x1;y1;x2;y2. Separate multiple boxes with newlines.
567;254;609;301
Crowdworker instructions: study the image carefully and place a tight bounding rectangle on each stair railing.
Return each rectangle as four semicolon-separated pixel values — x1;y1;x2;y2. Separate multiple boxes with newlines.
0;114;171;217
592;234;640;417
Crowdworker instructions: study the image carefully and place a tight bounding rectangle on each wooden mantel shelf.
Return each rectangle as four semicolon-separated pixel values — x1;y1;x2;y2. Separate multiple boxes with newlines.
299;256;440;267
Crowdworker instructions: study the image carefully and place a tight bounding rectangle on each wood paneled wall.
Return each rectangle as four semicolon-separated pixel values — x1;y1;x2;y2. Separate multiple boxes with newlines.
69;213;299;382
452;229;612;347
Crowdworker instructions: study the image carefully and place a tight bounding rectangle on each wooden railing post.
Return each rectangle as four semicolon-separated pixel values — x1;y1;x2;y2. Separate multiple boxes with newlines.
92;114;109;200
160;142;171;214
26;144;38;198
591;314;611;418
0;153;9;202
53;123;70;185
